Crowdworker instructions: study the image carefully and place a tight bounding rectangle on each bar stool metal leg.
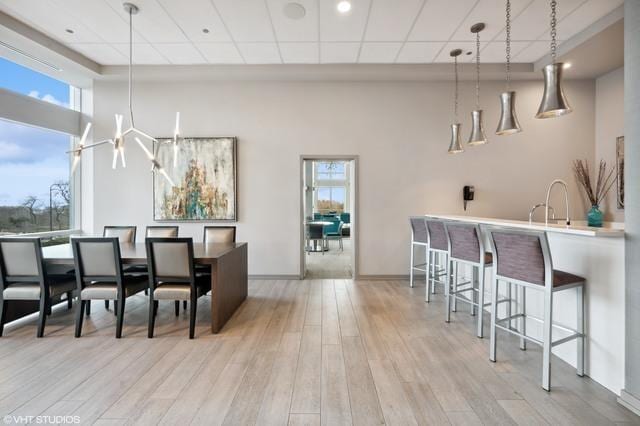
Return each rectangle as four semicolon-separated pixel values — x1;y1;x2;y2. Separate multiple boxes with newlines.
425;250;432;302
489;277;499;362
409;242;415;288
471;266;478;316
445;257;452;323
542;287;553;391
576;285;585;377
519;285;527;351
432;252;438;295
477;266;485;338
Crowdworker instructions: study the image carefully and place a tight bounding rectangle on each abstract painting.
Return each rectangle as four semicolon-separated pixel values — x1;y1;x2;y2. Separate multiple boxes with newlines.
616;136;624;209
153;137;237;221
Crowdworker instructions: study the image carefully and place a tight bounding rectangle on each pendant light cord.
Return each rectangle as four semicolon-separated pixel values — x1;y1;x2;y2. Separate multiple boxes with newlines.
475;31;480;109
454;55;459;122
128;8;135;127
505;0;511;90
550;0;557;63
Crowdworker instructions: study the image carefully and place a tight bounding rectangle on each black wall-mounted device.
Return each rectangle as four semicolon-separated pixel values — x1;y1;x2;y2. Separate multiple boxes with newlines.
463;185;475;211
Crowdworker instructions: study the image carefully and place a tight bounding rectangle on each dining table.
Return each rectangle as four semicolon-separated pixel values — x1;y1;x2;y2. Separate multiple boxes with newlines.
36;241;248;334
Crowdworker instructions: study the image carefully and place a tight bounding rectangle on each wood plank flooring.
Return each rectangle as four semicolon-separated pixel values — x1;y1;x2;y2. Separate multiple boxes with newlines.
0;279;638;425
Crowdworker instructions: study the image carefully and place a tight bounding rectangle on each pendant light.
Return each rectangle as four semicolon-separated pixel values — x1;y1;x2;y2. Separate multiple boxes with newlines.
68;2;177;186
448;49;464;154
467;23;488;146
536;0;572;118
496;0;522;135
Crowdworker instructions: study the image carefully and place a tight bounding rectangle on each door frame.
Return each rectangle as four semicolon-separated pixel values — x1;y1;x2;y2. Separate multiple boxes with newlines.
299;155;359;279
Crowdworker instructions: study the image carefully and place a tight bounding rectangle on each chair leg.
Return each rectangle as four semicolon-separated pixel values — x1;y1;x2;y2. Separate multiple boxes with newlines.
432;252;438;295
148;297;156;338
85;300;91;317
576;285;585;377
0;300;6;337
340;237;343;251
74;300;86;338
409;243;415;288
425;250;432;302
541;289;553;391
445;258;452;323
104;300;109;310
507;282;512;331
175;301;180;316
452;257;458;312
189;294;197;339
476;267;485;338
471;266;478;317
67;291;73;310
113;300;117;315
519;285;527;351
489;278;499;362
116;296;126;338
37;297;47;338
183;300;187;310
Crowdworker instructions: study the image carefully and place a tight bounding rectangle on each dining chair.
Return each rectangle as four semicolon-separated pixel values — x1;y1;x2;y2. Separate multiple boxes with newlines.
72;237;148;338
306;223;326;254
203;226;236;244
103;226;138;311
145;226;179;238
0;238;76;337
146;238;211;339
325;222;344;250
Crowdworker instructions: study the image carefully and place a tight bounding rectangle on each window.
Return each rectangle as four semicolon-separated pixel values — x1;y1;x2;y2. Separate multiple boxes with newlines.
316;187;345;213
0;119;73;236
316;161;346;180
0;57;71;108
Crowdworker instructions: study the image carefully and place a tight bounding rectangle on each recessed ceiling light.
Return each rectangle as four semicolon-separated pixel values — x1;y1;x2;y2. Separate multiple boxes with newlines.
283;2;306;20
337;1;352;14
563;62;572;69
202;28;210;34
65;29;74;34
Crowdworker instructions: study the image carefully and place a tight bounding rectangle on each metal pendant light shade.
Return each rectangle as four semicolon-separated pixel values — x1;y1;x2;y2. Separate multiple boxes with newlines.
448;123;464;154
536;63;572;118
496;91;521;134
468;110;488;145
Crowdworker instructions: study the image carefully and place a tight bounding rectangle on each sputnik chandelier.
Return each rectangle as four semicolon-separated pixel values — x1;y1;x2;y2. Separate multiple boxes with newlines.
69;2;178;186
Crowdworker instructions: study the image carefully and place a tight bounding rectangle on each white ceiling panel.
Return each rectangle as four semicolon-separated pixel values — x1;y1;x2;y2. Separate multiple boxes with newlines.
49;0;132;43
433;41;477;62
480;41;530;62
156;0;232;42
213;0;275;42
153;43;206;64
236;42;282;63
358;42;402;63
556;0;623;41
68;43;127;65
449;0;532;42
396;42;443;63
196;43;244;63
408;0;477;41
267;0;318;42
364;0;424;41
104;0;188;43
113;43;170;64
280;42;319;63
320;42;360;63
319;0;372;41
530;0;590;41
513;40;550;61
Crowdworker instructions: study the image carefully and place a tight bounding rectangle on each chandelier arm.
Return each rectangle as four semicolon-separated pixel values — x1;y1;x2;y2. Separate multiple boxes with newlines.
66;139;114;153
131;127;159;142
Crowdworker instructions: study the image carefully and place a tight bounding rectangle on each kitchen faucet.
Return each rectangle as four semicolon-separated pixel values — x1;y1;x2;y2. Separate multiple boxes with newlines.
545;179;570;226
529;203;556;225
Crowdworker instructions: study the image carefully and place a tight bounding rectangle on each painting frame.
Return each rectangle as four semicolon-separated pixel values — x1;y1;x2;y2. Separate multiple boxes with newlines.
152;136;238;222
616;136;624;210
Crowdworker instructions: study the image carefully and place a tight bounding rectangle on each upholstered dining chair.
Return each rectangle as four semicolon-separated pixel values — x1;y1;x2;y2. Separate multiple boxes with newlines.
146;238;211;339
203;226;236;244
103;226;137;311
72;237;148;338
0;238;76;337
146;226;179;238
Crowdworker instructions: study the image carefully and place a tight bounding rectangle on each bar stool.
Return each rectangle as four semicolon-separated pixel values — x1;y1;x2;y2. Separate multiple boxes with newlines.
487;228;585;391
408;217;428;288
425;219;450;302
443;222;493;337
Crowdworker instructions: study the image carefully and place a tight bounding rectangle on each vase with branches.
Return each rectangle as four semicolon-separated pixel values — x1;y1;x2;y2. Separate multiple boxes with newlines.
573;159;616;227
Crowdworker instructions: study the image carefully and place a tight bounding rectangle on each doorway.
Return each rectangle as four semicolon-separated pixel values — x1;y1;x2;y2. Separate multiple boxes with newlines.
300;156;357;279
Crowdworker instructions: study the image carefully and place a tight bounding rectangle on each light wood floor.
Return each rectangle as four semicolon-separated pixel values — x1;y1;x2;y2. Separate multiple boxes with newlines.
0;279;638;425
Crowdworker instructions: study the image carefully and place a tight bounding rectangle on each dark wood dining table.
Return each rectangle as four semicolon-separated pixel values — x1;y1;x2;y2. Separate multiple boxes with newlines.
39;242;248;334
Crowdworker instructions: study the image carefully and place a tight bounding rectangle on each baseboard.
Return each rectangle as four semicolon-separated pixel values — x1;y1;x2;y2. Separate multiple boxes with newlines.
618;390;640;416
249;274;302;280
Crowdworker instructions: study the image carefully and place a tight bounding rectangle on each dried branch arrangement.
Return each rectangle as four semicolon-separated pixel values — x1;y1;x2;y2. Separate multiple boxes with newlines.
573;159;616;206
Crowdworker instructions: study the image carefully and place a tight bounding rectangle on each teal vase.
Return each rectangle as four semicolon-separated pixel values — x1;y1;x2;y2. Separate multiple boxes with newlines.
587;205;603;227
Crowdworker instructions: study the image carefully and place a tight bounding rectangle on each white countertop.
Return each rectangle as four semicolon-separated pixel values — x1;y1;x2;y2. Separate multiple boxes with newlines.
424;214;624;238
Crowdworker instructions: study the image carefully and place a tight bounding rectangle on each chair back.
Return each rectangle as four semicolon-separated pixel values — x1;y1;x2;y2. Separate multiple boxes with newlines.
409;217;428;244
323;218;341;235
0;238;45;288
203;226;236;244
313;213;322;220
146;238;194;284
103;226;136;243
445;222;485;264
72;238;122;285
340;213;350;224
307;223;324;239
425;219;448;251
146;226;179;238
487;228;552;287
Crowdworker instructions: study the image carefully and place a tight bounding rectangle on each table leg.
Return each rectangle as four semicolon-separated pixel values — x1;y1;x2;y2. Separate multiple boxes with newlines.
211;244;248;333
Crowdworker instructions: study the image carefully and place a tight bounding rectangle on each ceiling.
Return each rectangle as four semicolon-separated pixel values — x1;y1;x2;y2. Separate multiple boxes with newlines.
0;0;624;66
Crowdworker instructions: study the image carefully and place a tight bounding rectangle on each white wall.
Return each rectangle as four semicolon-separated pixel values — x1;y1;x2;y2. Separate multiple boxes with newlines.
90;78;595;276
595;67;624;222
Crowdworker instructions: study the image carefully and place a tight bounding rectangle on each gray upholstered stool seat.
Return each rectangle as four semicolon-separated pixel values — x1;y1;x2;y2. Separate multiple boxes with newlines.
3;278;75;301
80;275;148;300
